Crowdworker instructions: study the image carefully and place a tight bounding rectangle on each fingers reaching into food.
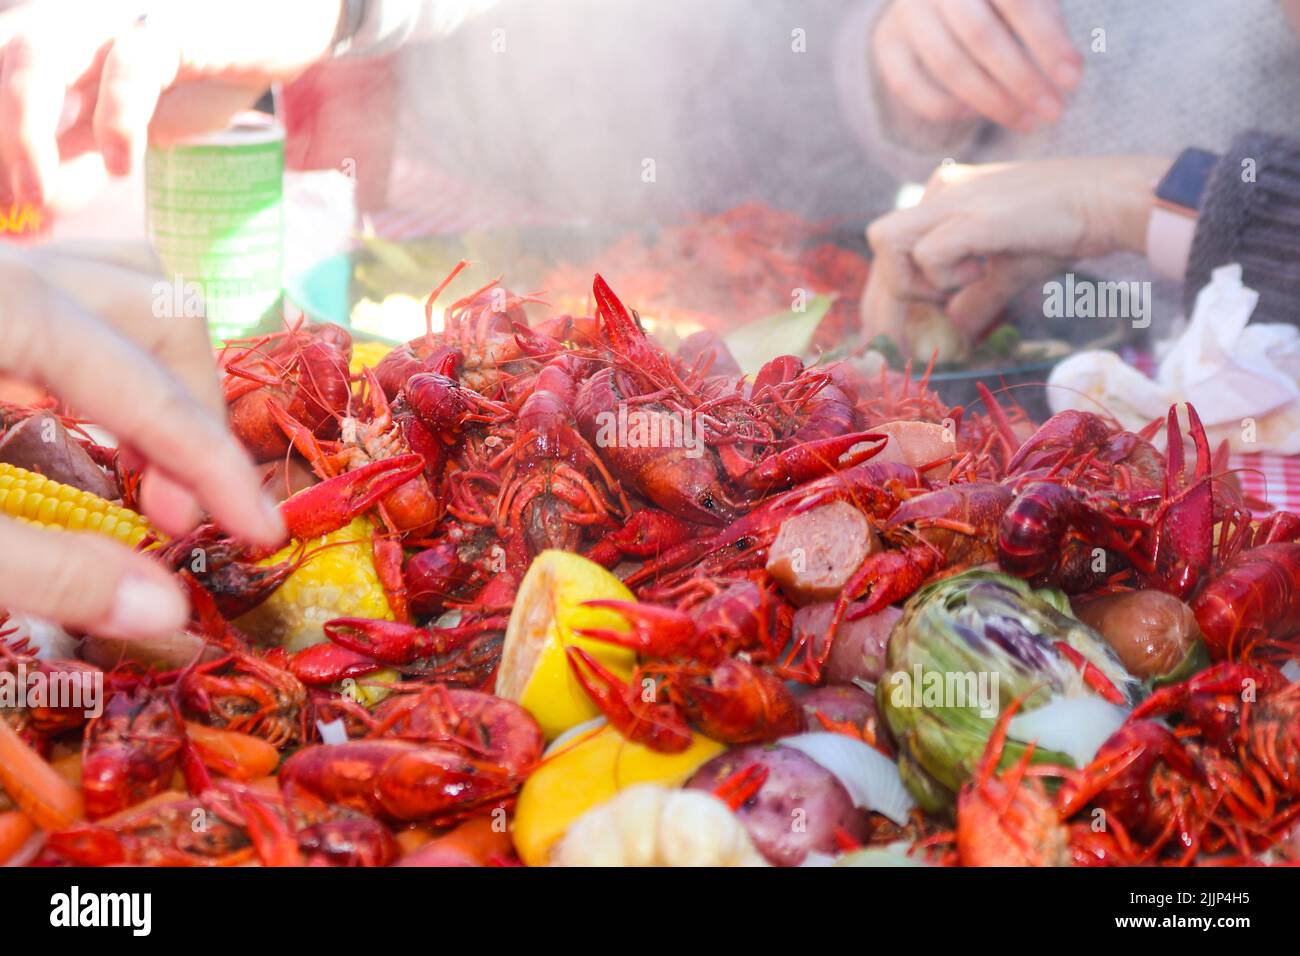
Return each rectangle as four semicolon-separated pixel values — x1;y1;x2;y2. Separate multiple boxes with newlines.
859;156;1170;349
0;255;282;547
0;515;187;639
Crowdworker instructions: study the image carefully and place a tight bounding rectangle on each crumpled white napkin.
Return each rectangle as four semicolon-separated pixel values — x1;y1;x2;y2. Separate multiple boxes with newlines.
1048;264;1300;454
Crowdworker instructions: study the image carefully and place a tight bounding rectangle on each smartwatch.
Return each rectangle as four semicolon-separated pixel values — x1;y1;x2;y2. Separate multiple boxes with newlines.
1146;147;1219;280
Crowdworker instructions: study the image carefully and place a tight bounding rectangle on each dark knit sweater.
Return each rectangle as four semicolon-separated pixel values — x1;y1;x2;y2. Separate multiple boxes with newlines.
1185;132;1300;323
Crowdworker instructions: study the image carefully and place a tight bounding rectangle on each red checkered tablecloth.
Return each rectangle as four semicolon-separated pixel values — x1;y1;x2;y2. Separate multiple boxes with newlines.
364;192;1300;517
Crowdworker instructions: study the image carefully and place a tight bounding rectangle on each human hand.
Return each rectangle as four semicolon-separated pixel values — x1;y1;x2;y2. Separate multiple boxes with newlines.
0;0;342;208
0;250;285;638
871;0;1082;132
860;156;1169;344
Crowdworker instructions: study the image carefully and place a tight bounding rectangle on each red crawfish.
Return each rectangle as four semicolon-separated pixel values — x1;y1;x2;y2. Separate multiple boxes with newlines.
177;647;308;749
998;405;1217;598
733;355;886;495
433;270;547;393
583;507;696;569
493;354;628;561
81;683;210;821
400;521;503;615
371;260;472;400
1191;541;1300;662
952;699;1183;867
271;366;444;537
289;614;511;690
278;685;543;824
623;458;923;591
221;320;352;462
574;275;739;525
1129;661;1300;852
565;578;802;753
576;364;739;526
0;633;103;749
46;781;397;867
157;453;426;619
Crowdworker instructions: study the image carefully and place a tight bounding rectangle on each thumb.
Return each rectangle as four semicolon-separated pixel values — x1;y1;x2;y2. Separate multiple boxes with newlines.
0;518;189;638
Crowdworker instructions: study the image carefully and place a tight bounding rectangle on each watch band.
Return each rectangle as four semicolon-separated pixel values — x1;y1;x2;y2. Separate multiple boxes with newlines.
1146;206;1199;281
1146;147;1220;281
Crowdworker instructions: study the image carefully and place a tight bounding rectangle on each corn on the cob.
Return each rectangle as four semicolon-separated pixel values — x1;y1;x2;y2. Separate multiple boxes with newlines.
0;462;152;547
349;340;395;378
234;516;394;653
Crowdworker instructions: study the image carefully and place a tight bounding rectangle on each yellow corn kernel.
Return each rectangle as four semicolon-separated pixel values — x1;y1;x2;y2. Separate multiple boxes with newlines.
0;462;153;548
349;340;394;377
235;517;394;653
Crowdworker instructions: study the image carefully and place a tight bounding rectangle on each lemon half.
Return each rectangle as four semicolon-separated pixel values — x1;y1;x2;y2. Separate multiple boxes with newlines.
498;550;639;739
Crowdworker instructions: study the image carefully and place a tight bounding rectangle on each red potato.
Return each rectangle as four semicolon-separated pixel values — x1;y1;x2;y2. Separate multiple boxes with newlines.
799;684;877;728
867;420;953;480
1070;590;1204;682
766;501;879;605
0;411;118;499
686;744;869;866
798;684;893;757
793;601;902;685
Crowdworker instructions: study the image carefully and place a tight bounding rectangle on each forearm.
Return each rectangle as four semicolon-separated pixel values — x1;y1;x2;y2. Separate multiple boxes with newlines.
1084;155;1171;259
832;0;981;182
148;0;344;79
1184;131;1300;323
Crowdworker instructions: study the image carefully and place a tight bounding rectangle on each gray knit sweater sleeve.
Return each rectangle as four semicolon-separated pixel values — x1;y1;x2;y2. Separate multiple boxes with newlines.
1185;131;1300;323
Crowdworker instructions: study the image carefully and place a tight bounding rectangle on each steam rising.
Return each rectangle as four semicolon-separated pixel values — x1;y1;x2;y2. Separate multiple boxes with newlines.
391;0;896;227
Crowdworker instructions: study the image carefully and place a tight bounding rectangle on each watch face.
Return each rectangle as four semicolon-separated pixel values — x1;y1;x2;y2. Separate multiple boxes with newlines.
1155;147;1219;211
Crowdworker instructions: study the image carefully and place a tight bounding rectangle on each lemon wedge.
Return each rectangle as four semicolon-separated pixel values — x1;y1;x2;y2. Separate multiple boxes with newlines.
498;550;638;739
512;724;723;866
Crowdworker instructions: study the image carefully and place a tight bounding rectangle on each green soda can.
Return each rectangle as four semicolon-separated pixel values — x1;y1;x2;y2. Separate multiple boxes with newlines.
145;112;285;341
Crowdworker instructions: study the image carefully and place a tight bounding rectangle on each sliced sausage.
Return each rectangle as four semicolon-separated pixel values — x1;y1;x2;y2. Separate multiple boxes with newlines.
766;501;878;605
867;420;953;479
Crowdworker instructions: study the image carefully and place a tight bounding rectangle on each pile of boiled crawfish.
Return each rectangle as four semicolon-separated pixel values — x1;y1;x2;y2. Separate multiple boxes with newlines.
1;265;1298;868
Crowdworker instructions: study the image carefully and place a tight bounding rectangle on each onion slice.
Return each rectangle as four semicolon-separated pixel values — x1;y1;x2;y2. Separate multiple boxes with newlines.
1282;659;1300;684
316;718;349;746
1007;696;1128;768
780;732;915;826
6;614;77;660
